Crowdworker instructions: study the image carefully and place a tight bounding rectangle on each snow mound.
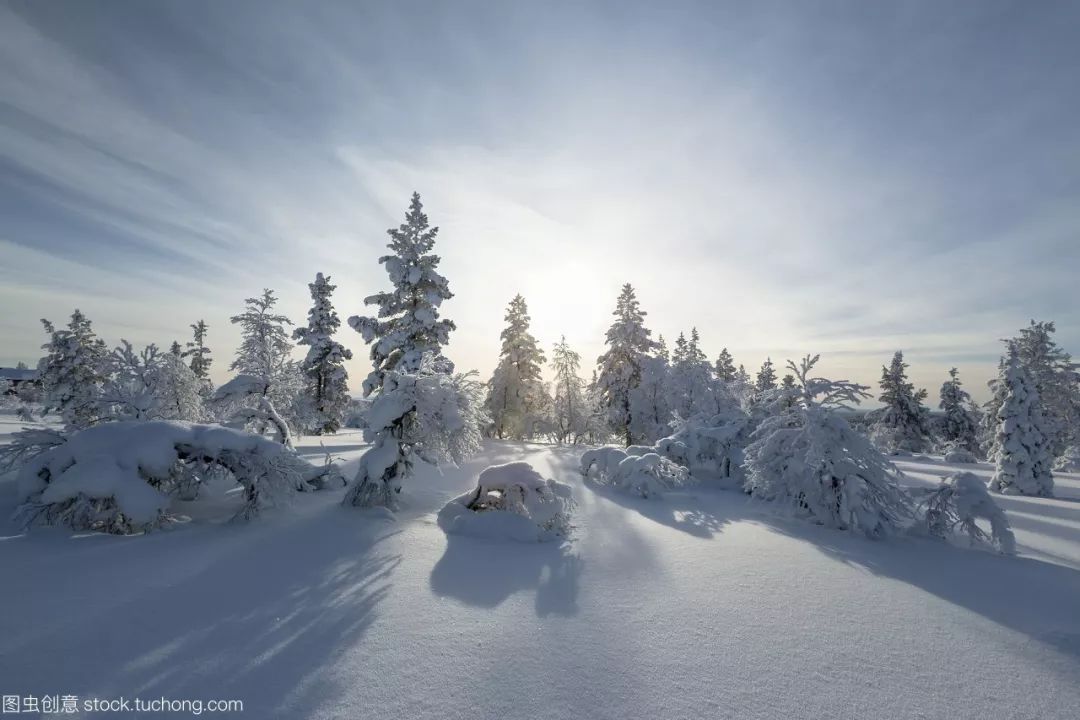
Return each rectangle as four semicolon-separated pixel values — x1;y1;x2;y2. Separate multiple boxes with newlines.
943;448;978;464
919;471;1015;554
15;420;321;534
437;462;574;542
582;447;691;498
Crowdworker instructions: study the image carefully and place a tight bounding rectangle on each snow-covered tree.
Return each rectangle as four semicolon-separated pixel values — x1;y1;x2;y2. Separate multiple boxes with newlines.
920;471;1015;554
630;353;673;444
345;192;480;508
715;348;737;382
485;295;548;440
596;284;659;446
38;310;108;430
989;344;1054;497
668;327;720;421
984;321;1079;459
550;336;588;444
871;350;931;453
100;341;205;423
183;319;213;385
225;290;299;436
293;273;353;435
938;367;980;455
744;354;913;537
755;357;778;393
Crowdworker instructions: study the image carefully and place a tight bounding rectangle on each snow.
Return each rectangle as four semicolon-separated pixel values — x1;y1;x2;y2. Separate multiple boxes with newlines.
1;422;1079;719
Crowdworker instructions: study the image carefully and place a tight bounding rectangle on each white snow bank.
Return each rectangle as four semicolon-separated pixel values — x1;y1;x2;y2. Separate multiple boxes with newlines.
15;420;319;533
438;462;573;542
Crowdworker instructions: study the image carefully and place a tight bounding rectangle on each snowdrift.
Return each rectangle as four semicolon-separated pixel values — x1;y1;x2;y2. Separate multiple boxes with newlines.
438;462;574;542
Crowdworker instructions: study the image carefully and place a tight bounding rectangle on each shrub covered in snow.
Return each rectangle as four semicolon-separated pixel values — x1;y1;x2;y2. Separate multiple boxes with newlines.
438;462;573;542
919;472;1015;554
943;447;979;464
744;354;913;538
581;447;690;498
656;408;750;483
1054;446;1080;473
13;421;330;534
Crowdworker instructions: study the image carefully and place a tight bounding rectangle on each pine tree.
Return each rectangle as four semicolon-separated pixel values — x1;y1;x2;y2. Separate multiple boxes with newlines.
984;321;1079;458
668;327;719;420
38;310;108;430
872;350;931;453
345;192;477;509
293;272;353;435
656;335;670;365
939;368;979;454
551;336;588;444
989;344;1054;497
596;284;659;446
183;319;213;383
169;341;183;357
630;353;673;443
715;348;737;382
755;357;778;393
485;295;548;440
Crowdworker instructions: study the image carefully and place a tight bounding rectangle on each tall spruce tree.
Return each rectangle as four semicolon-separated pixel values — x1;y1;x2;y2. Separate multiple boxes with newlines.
293;272;353;435
38;309;108;430
755;357;778;393
183;319;213;384
346;192;477;509
715;348;737;382
485;294;548;440
596;283;659;446
989;344;1054;497
872;350;931;453
939;368;979;454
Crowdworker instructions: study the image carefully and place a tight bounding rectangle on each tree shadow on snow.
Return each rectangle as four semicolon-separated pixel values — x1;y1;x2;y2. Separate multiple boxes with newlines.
755;515;1080;661
0;507;402;718
429;534;583;617
582;478;737;539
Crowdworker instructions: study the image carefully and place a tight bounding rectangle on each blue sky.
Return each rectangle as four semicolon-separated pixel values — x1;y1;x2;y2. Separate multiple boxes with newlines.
2;0;1078;400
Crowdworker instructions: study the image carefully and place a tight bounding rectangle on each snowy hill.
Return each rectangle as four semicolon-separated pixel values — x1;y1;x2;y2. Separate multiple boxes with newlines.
1;422;1078;719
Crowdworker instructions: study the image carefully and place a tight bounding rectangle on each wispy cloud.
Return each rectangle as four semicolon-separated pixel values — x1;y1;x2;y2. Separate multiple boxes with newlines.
2;1;1078;400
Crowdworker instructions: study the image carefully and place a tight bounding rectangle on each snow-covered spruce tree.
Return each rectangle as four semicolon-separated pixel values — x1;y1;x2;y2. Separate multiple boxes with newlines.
596;284;659;447
984;321;1079;459
345;192;480;509
871;350;931;453
744;354;913;537
715;348;737;383
755;357;778;393
630;353;673;444
38;310;108;430
222;290;298;442
485;294;548;440
939;367;980;455
668;328;720;421
989;344;1054;497
183;319;213;388
551;335;588;444
293;272;353;435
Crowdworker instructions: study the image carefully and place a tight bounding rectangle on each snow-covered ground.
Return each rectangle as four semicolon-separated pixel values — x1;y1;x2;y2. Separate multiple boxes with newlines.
2;414;1079;719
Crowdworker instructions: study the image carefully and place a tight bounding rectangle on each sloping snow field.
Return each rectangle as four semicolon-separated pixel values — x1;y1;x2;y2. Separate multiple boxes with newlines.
1;418;1079;719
